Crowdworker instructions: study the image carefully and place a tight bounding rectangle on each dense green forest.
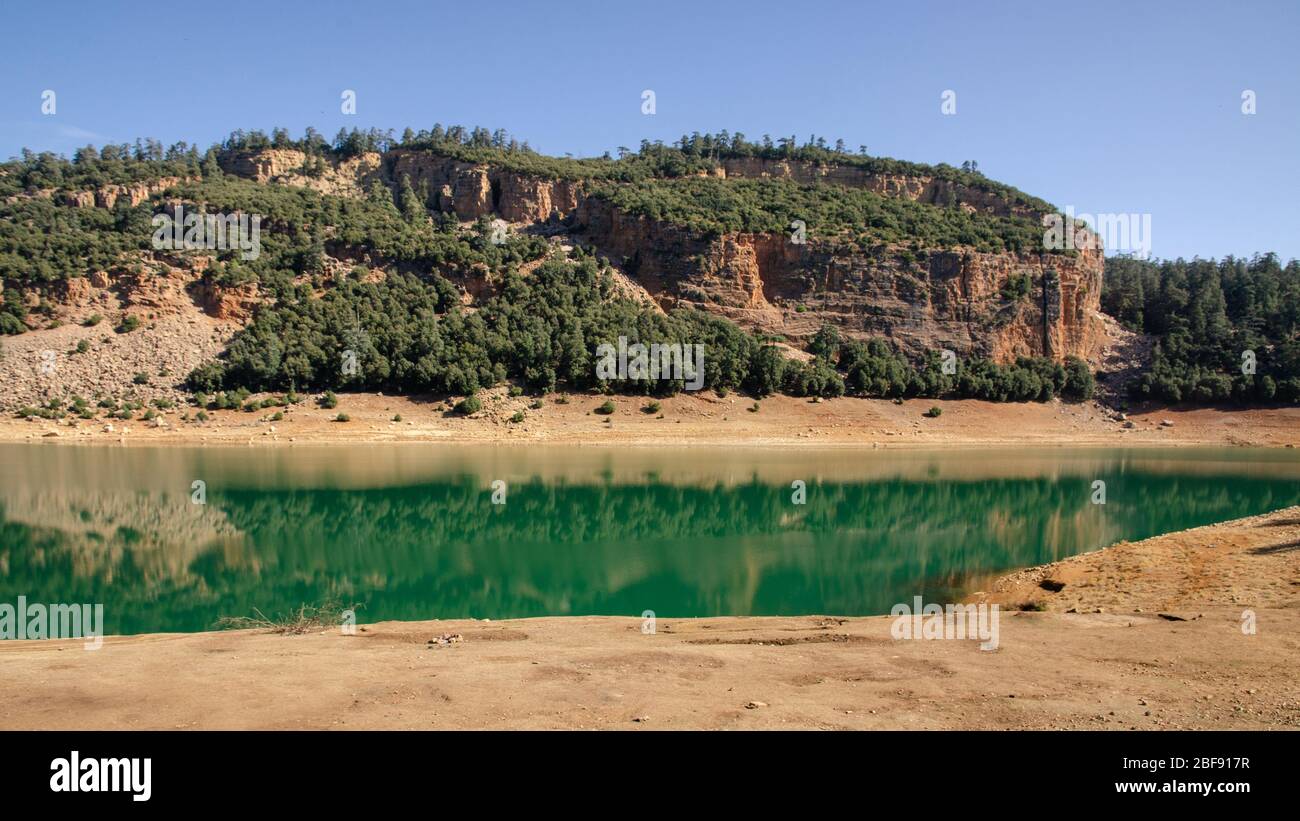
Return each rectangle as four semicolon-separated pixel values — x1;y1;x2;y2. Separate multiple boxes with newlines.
213;125;1051;209
0;125;1081;405
591;177;1048;253
188;246;1094;404
3;126;1296;407
3;124;1047;205
1103;254;1300;403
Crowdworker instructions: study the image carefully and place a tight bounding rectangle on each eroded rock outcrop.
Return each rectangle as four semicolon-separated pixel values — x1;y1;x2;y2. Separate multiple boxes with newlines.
61;177;188;209
384;150;584;222
716;158;1041;219
219;149;382;198
572;198;1105;363
217;147;1106;364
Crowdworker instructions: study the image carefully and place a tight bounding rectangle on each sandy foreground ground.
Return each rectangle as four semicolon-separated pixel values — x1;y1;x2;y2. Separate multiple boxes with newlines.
3;387;1300;448
1;506;1296;730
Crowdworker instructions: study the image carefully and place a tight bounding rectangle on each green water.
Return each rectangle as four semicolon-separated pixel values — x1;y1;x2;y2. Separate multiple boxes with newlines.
1;444;1298;635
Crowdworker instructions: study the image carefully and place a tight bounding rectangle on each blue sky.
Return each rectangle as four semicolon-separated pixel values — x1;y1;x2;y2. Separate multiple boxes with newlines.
2;0;1296;261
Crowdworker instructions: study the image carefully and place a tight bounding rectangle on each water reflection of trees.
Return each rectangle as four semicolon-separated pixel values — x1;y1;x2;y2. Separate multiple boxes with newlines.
1;473;1296;633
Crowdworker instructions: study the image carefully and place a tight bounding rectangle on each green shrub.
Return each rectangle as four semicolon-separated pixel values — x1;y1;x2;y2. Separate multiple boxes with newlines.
999;273;1033;301
594;400;616;415
455;395;482;415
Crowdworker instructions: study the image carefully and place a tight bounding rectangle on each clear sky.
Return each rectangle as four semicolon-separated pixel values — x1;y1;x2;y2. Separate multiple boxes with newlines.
1;0;1296;261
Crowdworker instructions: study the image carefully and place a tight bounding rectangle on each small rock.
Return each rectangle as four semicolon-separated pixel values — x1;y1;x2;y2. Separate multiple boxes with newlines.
744;700;768;710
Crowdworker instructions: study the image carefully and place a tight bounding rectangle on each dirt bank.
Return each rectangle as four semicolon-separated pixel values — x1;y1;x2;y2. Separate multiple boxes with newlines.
3;387;1299;449
2;507;1296;730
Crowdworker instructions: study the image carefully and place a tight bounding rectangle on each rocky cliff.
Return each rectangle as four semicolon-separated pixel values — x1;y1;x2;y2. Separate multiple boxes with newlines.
714;157;1043;219
571;198;1104;363
218;147;1106;364
60;176;191;209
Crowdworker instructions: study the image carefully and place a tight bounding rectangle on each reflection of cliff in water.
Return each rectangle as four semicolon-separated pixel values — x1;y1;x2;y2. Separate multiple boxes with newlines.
2;467;1297;634
0;490;241;575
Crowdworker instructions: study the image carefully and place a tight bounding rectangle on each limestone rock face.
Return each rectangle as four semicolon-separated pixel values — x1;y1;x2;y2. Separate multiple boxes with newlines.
199;280;260;322
61;177;185;209
497;174;584;223
215;147;1106;365
384;151;584;222
716;157;1041;219
572;198;1105;364
219;149;382;197
63;190;96;207
219;148;305;182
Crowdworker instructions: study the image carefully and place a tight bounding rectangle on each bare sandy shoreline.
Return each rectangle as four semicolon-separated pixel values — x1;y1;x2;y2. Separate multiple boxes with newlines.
4;389;1300;449
2;506;1297;730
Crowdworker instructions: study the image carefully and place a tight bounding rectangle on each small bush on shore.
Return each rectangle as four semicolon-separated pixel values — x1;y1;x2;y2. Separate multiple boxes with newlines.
214;599;361;635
